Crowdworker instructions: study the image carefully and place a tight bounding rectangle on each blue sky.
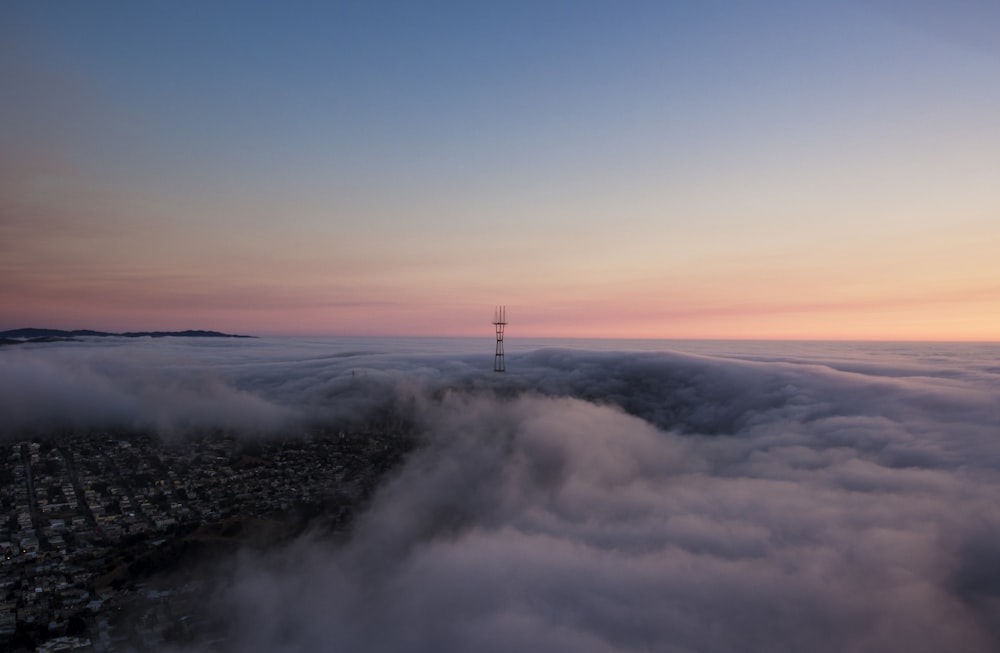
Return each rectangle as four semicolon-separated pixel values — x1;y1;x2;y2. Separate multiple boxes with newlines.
3;1;999;338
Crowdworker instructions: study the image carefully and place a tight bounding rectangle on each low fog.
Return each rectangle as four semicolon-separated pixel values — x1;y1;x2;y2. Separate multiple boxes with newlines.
3;337;999;652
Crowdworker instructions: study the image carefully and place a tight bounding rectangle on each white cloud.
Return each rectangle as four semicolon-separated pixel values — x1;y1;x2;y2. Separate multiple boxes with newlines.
3;337;1000;651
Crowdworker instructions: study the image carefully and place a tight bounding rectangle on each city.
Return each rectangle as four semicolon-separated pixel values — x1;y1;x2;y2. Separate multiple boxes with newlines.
0;424;415;651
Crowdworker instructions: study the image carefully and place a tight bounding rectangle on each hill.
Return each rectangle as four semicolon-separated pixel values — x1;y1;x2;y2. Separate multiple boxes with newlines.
0;328;255;342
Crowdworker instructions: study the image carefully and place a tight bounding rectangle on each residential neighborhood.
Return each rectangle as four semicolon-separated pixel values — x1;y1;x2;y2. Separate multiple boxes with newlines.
0;426;413;651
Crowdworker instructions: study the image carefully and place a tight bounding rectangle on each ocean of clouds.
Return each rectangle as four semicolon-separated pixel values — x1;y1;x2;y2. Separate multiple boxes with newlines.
2;337;999;652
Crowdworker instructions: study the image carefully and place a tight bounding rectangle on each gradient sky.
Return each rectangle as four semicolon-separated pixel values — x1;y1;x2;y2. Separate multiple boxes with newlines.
2;1;998;339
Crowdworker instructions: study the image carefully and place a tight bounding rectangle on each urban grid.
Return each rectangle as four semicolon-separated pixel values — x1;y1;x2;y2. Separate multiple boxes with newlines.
0;423;414;652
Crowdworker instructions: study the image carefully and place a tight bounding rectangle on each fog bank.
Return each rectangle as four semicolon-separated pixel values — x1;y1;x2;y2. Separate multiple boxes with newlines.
3;337;999;651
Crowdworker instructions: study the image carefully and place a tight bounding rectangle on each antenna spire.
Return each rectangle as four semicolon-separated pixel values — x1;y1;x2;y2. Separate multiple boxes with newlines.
492;305;506;372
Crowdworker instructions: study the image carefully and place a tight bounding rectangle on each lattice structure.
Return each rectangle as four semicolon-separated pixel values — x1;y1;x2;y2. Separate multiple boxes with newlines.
493;305;506;372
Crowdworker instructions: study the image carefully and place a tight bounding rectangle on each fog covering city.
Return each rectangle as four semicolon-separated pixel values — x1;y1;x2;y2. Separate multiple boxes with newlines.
2;337;1000;652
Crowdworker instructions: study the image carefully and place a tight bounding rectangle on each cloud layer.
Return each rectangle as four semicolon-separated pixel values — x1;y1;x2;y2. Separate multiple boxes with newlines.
3;337;1000;651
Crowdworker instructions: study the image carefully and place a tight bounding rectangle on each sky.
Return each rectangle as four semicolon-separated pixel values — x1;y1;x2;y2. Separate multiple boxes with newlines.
2;0;998;339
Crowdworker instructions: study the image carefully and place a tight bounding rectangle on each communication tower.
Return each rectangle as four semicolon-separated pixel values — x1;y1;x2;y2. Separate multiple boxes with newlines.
493;305;506;372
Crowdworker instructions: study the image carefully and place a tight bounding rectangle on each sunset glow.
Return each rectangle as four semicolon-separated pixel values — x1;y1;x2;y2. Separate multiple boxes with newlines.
3;2;998;340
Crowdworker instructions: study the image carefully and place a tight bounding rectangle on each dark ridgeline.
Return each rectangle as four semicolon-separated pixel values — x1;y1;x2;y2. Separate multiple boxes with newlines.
0;329;255;345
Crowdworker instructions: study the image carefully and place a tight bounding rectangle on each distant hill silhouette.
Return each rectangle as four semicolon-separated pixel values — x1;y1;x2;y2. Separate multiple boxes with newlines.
0;328;255;344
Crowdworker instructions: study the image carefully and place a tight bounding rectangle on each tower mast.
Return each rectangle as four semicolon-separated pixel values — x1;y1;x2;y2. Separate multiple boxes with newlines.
493;305;506;372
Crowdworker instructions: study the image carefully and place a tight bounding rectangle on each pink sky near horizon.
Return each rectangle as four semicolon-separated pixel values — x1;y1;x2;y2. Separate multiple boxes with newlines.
2;2;999;341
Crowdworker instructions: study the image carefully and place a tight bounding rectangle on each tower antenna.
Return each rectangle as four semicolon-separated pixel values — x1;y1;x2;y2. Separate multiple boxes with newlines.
492;305;507;372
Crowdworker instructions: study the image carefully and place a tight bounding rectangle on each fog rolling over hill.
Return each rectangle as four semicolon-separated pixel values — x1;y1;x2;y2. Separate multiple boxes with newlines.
2;337;1000;652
